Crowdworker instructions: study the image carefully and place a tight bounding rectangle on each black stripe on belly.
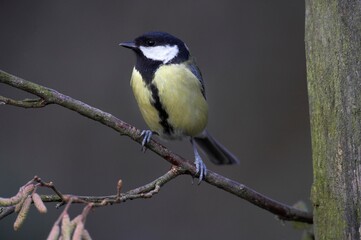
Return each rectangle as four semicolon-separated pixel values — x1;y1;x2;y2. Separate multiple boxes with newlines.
149;83;174;135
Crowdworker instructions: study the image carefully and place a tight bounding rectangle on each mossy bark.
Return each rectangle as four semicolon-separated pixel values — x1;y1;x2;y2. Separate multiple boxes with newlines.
305;0;361;239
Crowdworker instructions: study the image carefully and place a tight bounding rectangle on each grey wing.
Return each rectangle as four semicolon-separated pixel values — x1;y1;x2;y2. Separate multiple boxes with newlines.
187;59;206;98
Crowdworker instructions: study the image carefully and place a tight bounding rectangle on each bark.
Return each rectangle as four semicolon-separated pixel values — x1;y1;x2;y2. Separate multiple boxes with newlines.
305;0;361;239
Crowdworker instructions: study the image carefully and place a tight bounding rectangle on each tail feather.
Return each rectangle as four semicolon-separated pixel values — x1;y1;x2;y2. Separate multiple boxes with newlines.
194;131;239;165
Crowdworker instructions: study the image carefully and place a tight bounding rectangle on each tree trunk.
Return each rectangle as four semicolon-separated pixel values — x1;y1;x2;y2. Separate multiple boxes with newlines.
305;0;361;239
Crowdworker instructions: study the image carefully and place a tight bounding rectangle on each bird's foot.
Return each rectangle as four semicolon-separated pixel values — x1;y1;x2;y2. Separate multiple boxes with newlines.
191;138;207;183
140;130;153;152
194;154;207;184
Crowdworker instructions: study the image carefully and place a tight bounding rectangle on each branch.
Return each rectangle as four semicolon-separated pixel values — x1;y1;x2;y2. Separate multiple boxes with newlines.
0;69;313;224
0;167;184;223
0;96;47;108
38;166;185;206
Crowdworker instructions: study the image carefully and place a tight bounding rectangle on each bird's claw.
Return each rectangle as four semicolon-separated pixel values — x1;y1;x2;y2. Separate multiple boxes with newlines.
140;130;153;152
191;138;207;184
194;156;207;184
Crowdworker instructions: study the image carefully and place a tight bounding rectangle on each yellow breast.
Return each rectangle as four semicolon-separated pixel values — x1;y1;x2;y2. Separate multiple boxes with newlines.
130;69;162;133
130;64;208;139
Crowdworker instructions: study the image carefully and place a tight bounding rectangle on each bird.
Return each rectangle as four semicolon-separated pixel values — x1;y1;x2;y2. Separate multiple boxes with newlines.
119;31;239;182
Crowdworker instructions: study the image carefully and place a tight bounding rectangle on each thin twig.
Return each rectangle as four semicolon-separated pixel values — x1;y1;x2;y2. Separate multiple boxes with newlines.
38;166;185;207
0;96;48;108
0;69;313;224
33;176;68;207
0;206;16;220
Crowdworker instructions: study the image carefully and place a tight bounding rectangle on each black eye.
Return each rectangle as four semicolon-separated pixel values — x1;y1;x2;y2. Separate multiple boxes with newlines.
146;39;155;46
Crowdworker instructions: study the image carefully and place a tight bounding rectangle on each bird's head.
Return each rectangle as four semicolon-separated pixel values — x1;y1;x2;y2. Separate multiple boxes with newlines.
120;31;190;64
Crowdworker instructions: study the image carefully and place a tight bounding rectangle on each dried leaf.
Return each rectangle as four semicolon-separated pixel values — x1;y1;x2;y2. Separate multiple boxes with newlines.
22;184;35;196
14;197;26;213
61;213;73;240
0;193;23;206
70;215;82;226
47;224;60;240
32;193;47;213
71;221;84;240
13;196;32;230
81;229;92;240
14;184;35;212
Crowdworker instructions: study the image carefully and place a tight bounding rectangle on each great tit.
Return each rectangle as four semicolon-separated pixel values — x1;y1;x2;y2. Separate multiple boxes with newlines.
120;31;239;181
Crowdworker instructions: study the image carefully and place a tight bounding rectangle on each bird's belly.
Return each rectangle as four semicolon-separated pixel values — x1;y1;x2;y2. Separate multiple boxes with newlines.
130;65;208;139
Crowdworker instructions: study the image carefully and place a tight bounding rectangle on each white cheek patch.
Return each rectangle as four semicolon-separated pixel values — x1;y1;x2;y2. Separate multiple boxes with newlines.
139;45;179;63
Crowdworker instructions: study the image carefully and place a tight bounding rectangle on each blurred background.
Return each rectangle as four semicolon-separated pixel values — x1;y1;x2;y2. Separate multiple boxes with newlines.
0;1;312;239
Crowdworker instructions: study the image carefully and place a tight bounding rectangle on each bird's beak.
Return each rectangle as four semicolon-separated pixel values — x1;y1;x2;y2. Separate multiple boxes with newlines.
119;41;137;49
